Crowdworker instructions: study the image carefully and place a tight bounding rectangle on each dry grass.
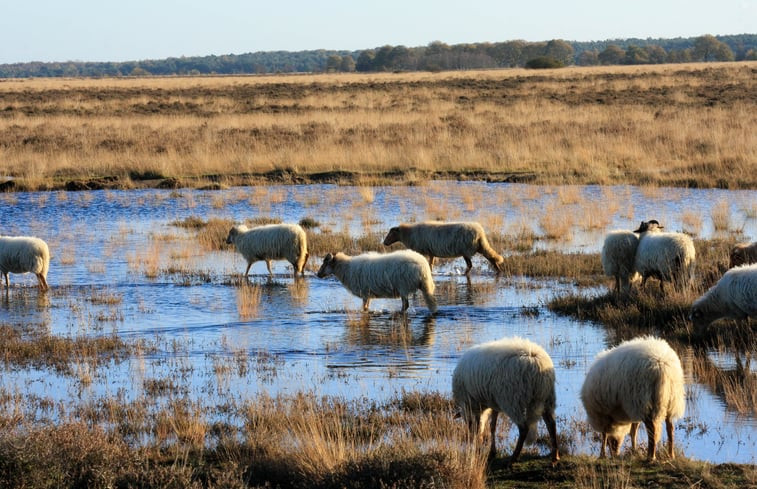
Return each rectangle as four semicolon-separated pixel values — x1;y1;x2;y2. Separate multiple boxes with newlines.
1;63;755;190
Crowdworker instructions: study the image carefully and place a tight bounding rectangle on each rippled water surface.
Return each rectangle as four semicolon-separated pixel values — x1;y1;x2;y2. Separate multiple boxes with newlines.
1;182;755;463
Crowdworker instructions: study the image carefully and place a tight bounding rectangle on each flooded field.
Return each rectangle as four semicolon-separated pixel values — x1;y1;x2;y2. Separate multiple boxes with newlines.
1;182;755;464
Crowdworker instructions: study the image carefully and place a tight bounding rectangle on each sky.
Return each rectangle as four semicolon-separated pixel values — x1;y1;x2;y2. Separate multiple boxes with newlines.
1;0;755;64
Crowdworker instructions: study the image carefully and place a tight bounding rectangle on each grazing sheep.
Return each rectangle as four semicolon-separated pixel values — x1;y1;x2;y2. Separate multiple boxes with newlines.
580;336;685;460
225;223;309;277
729;242;757;269
316;250;437;313
452;337;559;464
633;220;696;293
0;236;50;291
383;221;504;275
689;263;757;334
601;230;640;293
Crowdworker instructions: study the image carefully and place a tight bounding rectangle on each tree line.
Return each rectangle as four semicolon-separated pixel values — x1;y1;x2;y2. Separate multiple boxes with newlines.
0;34;754;78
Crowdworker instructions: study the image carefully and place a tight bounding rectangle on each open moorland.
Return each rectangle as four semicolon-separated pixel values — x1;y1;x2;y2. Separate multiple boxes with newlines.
0;64;756;488
0;62;755;191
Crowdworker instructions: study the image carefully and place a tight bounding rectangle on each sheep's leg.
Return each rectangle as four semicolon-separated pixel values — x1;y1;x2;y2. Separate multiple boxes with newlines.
36;273;49;291
488;410;499;460
629;422;639;451
401;296;409;312
362;298;371;311
464;256;473;275
509;423;528;464
644;419;659;461
665;417;675;459
2;272;8;289
244;262;252;277
265;260;273;277
300;252;310;275
543;411;560;463
427;255;435;271
599;432;608;458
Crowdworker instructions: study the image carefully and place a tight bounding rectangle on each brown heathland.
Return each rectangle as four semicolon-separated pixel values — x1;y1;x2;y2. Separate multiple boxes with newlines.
0;62;755;190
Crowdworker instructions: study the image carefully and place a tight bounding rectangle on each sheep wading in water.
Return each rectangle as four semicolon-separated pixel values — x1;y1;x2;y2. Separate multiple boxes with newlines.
316;250;437;313
225;223;309;277
0;235;50;291
382;221;505;275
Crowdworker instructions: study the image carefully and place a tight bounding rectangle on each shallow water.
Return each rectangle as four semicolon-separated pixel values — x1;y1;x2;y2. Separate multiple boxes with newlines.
0;182;755;464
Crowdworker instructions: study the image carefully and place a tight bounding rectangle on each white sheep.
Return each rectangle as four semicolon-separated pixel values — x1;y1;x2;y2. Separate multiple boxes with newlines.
689;263;757;334
633;220;696;293
316;250;437;313
452;337;559;464
729;242;757;269
0;235;50;291
383;221;504;275
601;230;640;293
580;336;685;460
225;223;309;277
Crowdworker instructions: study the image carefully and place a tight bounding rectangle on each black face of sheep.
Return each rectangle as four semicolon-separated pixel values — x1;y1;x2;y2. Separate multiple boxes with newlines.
383;227;400;246
316;253;335;278
633;220;663;233
225;226;239;245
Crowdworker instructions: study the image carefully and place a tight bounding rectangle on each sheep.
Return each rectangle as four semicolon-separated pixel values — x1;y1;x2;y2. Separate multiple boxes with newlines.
225;223;309;277
382;221;504;275
633;220;696;293
452;337;559;465
689;263;757;334
316;250;437;313
0;235;50;291
729;242;757;269
580;336;685;461
601;230;640;293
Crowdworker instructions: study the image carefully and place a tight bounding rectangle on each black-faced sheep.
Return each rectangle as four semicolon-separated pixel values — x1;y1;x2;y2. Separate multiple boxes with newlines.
382;221;504;275
225;223;309;277
0;235;50;291
316;250;437;313
690;263;756;334
580;336;685;461
633;220;695;293
729;242;757;269
452;337;559;464
601;230;640;293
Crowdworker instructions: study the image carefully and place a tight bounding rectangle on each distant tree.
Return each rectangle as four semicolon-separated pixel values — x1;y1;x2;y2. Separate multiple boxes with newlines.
646;45;667;64
577;49;600;66
667;48;692;63
624;45;650;64
356;50;375;72
598;45;625;65
745;49;757;60
496;40;526;67
326;55;342;72
340;55;356;72
544;39;574;66
693;35;734;61
130;67;150;77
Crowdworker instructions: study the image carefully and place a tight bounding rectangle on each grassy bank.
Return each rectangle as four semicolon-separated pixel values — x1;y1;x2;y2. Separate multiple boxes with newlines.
1;63;755;191
0;391;753;489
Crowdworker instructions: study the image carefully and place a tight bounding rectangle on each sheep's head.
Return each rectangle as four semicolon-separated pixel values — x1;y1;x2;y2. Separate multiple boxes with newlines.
607;423;632;456
633;219;663;233
689;301;716;332
383;227;400;246
225;225;247;245
316;253;335;278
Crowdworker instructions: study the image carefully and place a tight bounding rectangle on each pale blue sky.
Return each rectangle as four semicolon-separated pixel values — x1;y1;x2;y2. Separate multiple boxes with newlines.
1;0;755;64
